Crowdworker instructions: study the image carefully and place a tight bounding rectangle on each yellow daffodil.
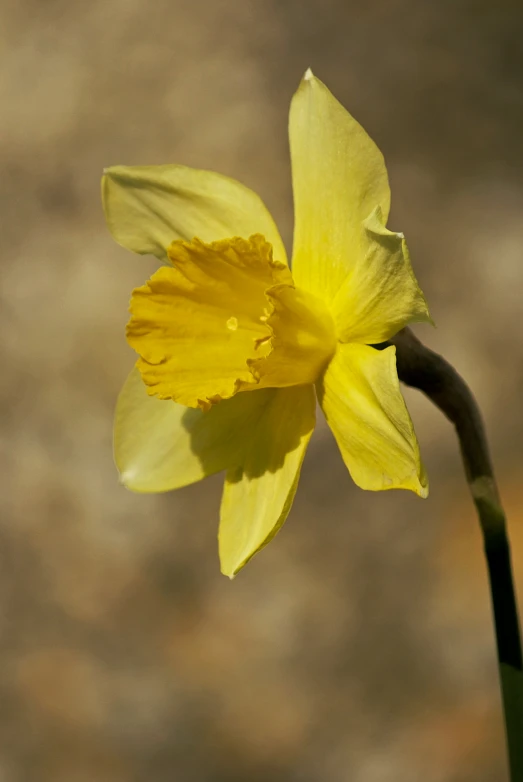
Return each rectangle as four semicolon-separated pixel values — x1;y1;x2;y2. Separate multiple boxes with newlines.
102;70;431;577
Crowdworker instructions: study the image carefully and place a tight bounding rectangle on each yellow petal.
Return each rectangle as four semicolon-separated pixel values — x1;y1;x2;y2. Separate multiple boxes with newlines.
102;164;288;264
289;70;391;305
127;235;291;410
219;385;316;577
115;366;277;492
318;343;428;496
332;207;432;344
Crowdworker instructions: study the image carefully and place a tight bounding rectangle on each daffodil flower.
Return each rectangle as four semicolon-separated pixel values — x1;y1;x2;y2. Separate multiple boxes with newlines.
102;70;431;577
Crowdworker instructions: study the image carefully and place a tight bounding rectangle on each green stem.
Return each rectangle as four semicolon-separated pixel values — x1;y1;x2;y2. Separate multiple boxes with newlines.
473;481;523;780
380;328;523;780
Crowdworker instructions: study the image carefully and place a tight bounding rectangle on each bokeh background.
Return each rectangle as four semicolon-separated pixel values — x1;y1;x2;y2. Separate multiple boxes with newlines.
1;0;523;780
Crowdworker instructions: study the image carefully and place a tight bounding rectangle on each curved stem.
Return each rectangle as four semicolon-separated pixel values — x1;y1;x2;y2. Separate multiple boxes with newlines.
380;328;523;780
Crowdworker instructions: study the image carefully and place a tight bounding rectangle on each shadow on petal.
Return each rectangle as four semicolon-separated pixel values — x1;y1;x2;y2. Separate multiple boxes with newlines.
183;385;315;481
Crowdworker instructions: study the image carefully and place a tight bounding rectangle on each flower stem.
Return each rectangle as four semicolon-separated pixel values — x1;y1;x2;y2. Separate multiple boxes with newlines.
381;328;523;780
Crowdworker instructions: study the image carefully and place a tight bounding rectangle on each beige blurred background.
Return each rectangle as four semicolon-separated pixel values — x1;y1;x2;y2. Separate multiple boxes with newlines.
1;0;523;780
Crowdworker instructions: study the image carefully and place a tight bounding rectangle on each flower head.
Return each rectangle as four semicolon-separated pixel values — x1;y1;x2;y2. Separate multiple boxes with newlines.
102;71;432;577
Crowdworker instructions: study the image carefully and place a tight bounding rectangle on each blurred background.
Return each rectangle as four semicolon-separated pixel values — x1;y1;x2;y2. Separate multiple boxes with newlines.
1;0;523;780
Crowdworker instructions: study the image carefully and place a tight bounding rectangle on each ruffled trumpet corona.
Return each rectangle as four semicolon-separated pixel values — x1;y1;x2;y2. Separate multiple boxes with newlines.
102;70;432;577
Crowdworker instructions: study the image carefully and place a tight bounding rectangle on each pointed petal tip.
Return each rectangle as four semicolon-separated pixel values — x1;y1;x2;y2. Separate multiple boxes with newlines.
103;165;126;179
295;68;320;95
117;467;150;494
220;558;242;579
118;468;134;487
299;67;320;91
414;461;429;499
391;475;429;498
102;165;119;178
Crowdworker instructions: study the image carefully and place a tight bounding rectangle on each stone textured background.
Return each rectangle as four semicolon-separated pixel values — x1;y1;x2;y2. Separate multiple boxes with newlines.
1;1;523;780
